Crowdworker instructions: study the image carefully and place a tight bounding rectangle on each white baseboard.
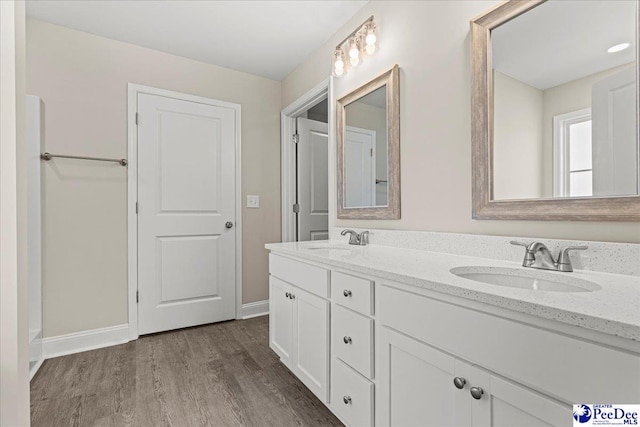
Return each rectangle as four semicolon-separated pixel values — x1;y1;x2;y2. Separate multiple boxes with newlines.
240;300;269;319
42;324;130;359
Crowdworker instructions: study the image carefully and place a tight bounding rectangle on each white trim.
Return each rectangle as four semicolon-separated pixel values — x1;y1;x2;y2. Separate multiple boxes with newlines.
29;357;45;381
42;324;130;359
126;83;243;338
552;108;592;197
281;78;331;242
241;300;269;319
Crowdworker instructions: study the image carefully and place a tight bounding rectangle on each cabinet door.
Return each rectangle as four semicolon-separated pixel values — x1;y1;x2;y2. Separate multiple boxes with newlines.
470;368;569;427
292;286;330;403
376;327;471;427
269;277;293;367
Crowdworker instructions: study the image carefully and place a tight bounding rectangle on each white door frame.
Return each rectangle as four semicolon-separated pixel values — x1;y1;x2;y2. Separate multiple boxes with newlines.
281;78;333;242
127;83;242;340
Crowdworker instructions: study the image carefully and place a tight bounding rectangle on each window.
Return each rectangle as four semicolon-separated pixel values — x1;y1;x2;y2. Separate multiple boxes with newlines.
553;108;592;197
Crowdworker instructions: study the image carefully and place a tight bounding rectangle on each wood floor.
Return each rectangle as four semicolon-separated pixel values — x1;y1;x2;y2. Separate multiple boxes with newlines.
30;316;343;427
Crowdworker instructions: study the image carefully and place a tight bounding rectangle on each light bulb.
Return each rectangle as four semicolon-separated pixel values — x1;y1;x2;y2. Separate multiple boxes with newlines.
365;44;376;55
350;55;360;67
365;32;376;46
349;39;360;59
334;66;344;76
334;57;344;70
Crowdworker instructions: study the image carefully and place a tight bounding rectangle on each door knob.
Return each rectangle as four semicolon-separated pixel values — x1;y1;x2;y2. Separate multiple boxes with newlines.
285;292;290;298
343;396;352;405
225;221;234;229
343;289;352;297
470;387;484;400
343;336;352;344
453;377;466;389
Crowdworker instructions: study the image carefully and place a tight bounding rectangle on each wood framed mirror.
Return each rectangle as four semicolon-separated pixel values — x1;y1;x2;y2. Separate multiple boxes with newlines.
337;64;400;219
471;0;640;221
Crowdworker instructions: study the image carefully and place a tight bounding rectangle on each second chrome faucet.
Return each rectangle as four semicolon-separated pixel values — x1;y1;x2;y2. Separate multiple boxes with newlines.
510;241;587;272
341;229;369;246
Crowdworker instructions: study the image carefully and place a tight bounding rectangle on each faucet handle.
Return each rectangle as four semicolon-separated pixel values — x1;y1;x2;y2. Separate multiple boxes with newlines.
510;241;535;266
509;241;531;248
359;231;369;246
557;245;588;272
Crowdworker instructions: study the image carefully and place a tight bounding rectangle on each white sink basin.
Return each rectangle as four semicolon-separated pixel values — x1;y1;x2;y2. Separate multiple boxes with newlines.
450;266;601;292
305;243;353;252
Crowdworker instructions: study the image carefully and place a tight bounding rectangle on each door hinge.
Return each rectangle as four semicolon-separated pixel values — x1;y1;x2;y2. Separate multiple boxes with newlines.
293;203;300;213
370;148;373;157
293;133;299;144
136;290;139;303
135;202;138;214
135;112;139;125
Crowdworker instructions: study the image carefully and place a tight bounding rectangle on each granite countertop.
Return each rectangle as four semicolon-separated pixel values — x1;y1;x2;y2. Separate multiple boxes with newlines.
265;240;640;342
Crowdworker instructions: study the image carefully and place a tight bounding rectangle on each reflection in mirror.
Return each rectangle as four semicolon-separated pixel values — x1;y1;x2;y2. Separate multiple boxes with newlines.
491;0;638;201
344;86;388;208
337;64;399;219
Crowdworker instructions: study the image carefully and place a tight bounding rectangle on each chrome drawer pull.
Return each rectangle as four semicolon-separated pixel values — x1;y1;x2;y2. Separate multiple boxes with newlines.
343;289;352;297
470;387;484;400
343;396;352;405
343;336;352;344
453;377;466;389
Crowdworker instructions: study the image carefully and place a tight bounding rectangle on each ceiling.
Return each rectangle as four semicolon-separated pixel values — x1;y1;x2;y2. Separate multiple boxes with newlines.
492;0;635;90
26;0;368;81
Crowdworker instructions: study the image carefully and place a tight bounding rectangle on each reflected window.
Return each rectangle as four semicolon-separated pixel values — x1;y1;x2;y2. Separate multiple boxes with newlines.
553;108;593;197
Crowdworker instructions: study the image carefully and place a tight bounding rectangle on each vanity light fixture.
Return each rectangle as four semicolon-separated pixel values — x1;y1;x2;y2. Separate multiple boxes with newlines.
332;16;377;77
607;42;630;53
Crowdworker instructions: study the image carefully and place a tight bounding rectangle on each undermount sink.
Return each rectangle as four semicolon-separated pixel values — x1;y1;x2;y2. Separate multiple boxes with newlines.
450;266;601;292
306;243;353;251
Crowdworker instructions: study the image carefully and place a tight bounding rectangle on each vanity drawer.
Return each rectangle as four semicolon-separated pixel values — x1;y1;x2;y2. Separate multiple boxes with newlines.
269;254;329;298
332;271;374;316
332;358;374;427
333;305;374;378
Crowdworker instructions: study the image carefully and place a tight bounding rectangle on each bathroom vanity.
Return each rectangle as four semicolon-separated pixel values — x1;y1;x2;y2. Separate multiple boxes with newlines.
266;240;640;427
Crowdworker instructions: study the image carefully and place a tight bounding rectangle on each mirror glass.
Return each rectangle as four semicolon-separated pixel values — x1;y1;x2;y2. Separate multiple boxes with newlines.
343;86;388;208
491;0;638;200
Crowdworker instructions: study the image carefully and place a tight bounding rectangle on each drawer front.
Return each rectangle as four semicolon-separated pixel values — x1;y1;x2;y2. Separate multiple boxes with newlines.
333;305;374;378
332;359;374;427
269;254;329;298
332;271;373;316
378;284;640;404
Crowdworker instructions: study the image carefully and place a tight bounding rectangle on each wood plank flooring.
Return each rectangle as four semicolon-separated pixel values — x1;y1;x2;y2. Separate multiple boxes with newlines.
30;316;343;427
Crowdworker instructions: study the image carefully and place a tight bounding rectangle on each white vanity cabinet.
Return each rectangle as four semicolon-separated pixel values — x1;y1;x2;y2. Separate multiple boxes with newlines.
377;327;567;427
266;247;640;427
268;254;330;403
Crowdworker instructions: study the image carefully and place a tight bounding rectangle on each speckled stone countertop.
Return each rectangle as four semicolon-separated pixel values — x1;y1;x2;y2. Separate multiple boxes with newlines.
265;241;640;342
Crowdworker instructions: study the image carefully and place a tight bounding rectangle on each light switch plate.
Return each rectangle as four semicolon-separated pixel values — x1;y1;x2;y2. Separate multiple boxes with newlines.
247;195;260;208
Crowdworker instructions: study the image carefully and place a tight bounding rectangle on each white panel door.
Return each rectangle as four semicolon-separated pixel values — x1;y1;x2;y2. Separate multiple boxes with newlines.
292;286;329;403
592;65;638;196
376;327;472;427
297;118;328;241
471;367;569;427
269;277;293;367
137;93;237;335
344;126;376;208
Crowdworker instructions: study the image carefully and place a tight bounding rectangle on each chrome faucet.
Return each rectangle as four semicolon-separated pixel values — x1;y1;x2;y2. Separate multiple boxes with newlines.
510;241;587;272
341;229;369;246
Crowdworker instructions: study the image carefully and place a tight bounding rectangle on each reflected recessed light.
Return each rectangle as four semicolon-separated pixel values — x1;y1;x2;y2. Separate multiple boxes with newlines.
608;43;631;53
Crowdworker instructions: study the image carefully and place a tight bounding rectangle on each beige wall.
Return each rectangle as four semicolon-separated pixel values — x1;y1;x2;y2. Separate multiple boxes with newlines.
493;71;544;200
27;19;281;337
282;0;640;243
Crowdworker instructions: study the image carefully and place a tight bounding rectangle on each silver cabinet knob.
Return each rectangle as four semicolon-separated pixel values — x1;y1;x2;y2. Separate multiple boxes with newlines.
343;396;352;405
225;221;234;229
470;387;484;400
343;289;352;297
453;377;466;389
285;292;290;298
290;294;295;300
343;336;352;344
